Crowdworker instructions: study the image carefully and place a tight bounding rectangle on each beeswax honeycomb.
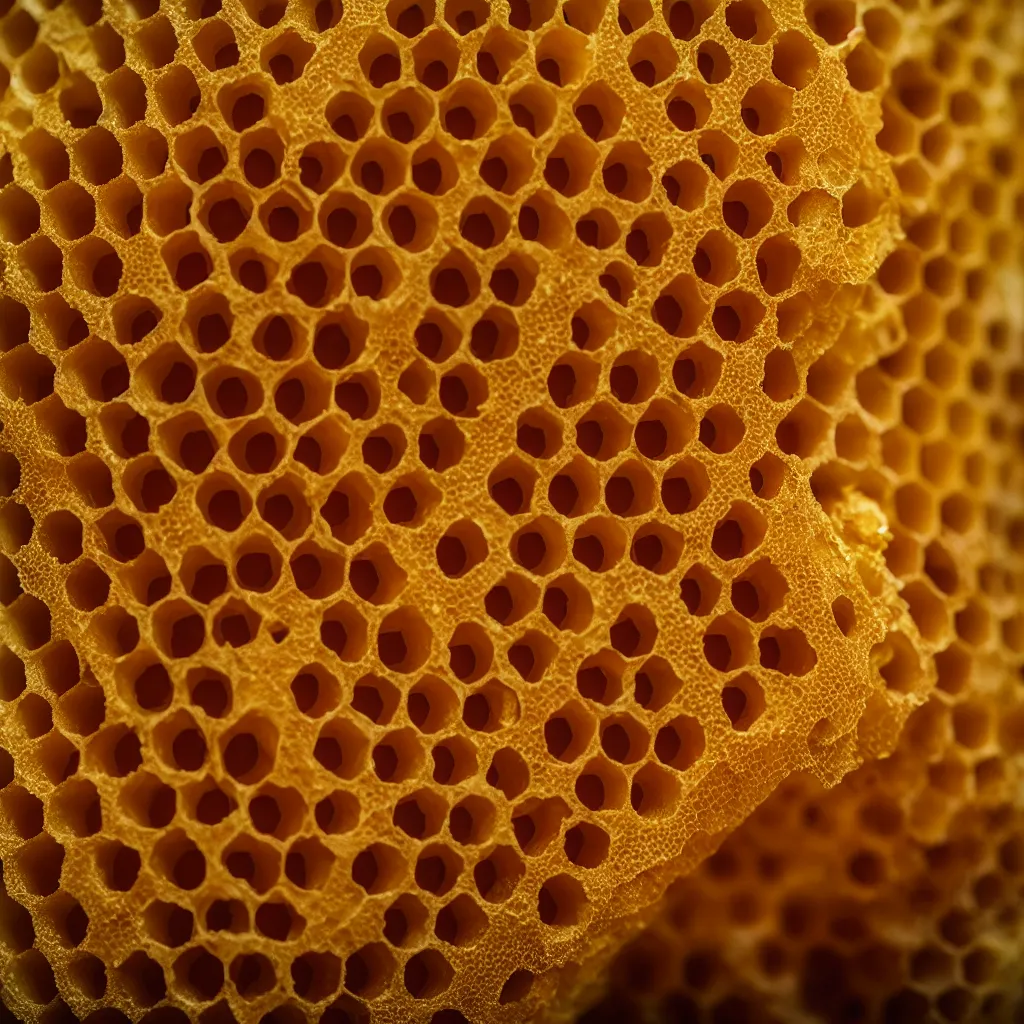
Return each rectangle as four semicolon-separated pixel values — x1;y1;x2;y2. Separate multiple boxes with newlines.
569;0;1024;1020
0;0;1016;1022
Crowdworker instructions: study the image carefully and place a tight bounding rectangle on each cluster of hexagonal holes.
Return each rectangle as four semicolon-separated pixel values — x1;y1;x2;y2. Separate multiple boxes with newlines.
2;0;1015;1015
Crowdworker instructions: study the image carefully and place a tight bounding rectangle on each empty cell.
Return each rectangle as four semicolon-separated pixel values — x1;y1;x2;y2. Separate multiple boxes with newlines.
776;399;830;458
535;26;589;86
629;31;677;85
544;700;596;763
154;65;200;126
724;0;774;39
542;573;593;633
655;714;705;771
699;404;746;454
262;30;315;84
749;448;786;499
60;73;103;128
759;626;817;676
0;185;39;243
756;234;802;295
703;613;753;672
192;18;239;71
662;159;707;213
573;82;625;144
443;0;488;33
721;672;765;730
713;290;766;343
538;874;588;927
631;762;682;817
573;649;623;705
666;81;710;132
806;0;856;44
442;80;497;140
723;179;774;238
21;130;70;189
693;229;738;286
712;503;767;561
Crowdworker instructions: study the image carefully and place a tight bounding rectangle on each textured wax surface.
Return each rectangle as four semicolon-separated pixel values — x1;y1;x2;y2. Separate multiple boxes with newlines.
570;0;1024;1021
0;0;1017;1023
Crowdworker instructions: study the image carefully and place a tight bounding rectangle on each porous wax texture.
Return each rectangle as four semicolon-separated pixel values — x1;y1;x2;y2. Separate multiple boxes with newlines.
0;1;1020;1023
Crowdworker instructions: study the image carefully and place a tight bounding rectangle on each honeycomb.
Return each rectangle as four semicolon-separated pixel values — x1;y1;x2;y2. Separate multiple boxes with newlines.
568;0;1024;1020
0;0;1015;1023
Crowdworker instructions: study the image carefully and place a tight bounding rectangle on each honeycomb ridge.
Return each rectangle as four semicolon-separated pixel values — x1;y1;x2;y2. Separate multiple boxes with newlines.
571;0;1024;1019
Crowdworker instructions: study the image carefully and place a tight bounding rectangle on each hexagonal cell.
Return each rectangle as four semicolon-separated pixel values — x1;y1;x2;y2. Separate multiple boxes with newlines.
406;675;458;735
545;457;598;519
260;28;314;83
654;713;705;771
731;558;789;621
563;821;609;870
393;787;448;839
666;79;710;132
227;951;277;1000
288;540;345;600
161;230;212;291
373;607;430;674
286;835;337;892
208;593;263;649
721;672;766;731
570;516;625;574
630;524;684;575
314;716;369;780
219;713;278;784
443;623;490;686
599;713;649;764
462;679;520;734
711;502;768;561
538;873;588;927
750;452;787;499
448;794;496;848
505;517;564;579
439;362;489;417
573;401;630;461
119;767;178;830
71;236;123;296
248;784;307;841
432;892;488;949
541;573;593;634
430;735;478;787
44;181;94;241
631;761;683;817
759;626;818;676
483;455;534;516
544;700;597;763
151;599;205;661
383;470;442;528
740;79;793;136
151;829;207;893
349;842;406;897
151;710;208;773
679;562;721;617
652;272;709;339
703;613;754;673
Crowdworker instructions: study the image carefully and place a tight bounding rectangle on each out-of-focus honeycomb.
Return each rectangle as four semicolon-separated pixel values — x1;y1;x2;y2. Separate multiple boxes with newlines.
0;0;1012;1022
570;0;1024;1021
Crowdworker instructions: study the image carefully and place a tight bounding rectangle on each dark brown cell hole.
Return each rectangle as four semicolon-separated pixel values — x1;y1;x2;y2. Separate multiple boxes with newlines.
230;93;265;132
207;198;248;243
266;205;299;242
419;57;451;91
243;148;277;188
